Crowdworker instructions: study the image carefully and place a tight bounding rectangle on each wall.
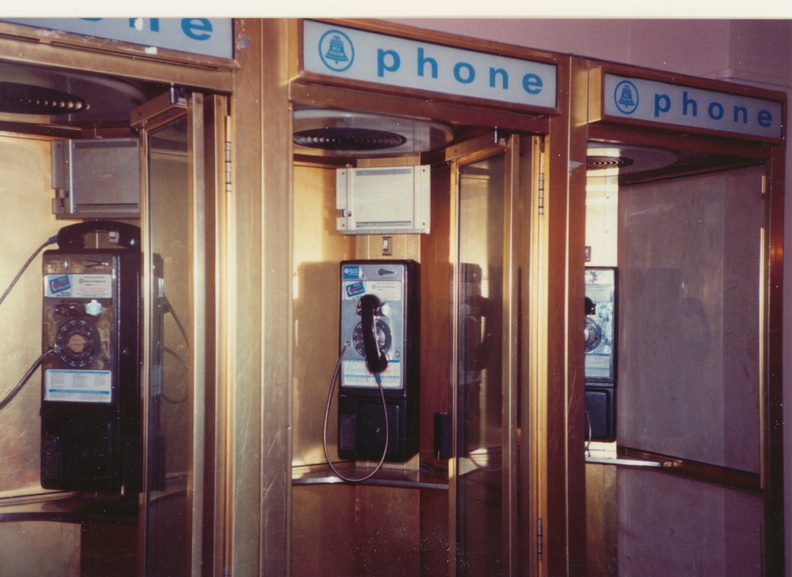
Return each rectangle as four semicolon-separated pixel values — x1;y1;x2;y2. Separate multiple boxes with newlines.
387;17;792;575
388;19;733;76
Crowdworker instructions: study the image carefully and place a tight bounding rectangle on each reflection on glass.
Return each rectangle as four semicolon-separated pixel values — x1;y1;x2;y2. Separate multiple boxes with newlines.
146;117;194;576
456;154;505;576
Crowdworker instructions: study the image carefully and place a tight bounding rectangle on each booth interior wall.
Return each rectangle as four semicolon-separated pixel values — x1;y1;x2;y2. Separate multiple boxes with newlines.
0;134;82;575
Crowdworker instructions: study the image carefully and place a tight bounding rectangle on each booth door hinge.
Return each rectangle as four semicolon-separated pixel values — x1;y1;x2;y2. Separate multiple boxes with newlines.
224;140;233;195
537;517;544;561
536;144;546;216
223;113;233;196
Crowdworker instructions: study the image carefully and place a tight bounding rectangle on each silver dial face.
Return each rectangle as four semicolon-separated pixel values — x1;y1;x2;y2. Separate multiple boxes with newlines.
55;318;101;368
351;319;392;358
584;316;603;352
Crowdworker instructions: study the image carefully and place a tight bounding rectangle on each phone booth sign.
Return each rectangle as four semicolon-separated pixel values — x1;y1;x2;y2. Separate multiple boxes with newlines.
302;19;558;112
594;71;784;141
2;18;233;59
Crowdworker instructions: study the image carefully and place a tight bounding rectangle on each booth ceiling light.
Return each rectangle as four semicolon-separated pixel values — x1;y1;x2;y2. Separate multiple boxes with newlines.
293;109;454;157
294;127;407;151
0;62;150;125
0;82;88;115
587;143;677;174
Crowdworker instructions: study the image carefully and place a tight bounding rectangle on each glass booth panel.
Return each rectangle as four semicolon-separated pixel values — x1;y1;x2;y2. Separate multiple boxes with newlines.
456;153;506;576
145;116;196;576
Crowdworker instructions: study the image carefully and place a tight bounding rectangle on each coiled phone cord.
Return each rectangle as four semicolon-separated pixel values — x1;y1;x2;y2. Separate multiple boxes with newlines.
322;341;390;483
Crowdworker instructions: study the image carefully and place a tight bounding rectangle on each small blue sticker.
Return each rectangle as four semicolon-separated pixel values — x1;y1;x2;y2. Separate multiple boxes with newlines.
345;281;365;298
342;265;362;279
49;275;71;294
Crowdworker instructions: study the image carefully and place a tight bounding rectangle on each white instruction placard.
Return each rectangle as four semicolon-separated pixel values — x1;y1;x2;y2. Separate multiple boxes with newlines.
44;369;112;403
342;280;402;302
341;359;402;389
584;354;613;381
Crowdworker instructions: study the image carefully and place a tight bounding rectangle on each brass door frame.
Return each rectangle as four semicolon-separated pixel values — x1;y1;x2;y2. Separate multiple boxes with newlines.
446;133;539;575
227;18;294;577
205;93;230;577
134;89;216;576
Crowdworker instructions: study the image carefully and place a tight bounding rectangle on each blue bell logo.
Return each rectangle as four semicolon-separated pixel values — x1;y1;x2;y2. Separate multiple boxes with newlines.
614;80;639;114
319;29;355;72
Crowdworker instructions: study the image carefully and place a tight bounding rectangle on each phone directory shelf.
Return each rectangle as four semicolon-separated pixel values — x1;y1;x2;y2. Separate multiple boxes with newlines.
292;463;448;490
584;440;661;468
0;490;138;525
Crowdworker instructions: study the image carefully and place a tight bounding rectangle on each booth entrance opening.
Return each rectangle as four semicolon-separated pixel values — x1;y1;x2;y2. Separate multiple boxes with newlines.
290;88;547;576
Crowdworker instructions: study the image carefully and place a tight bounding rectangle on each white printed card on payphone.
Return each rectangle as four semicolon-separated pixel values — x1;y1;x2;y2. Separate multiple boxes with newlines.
40;221;141;494
584;267;616;442
338;260;420;462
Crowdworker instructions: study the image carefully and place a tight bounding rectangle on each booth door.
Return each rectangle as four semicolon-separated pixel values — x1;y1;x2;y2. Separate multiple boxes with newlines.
450;134;539;577
133;90;224;577
615;164;768;576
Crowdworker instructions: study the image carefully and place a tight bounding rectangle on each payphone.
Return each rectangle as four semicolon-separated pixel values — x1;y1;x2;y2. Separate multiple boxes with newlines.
336;260;420;464
584;267;617;443
39;220;141;494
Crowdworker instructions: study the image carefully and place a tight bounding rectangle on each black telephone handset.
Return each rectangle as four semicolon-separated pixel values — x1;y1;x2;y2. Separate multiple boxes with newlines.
358;294;388;375
56;220;140;250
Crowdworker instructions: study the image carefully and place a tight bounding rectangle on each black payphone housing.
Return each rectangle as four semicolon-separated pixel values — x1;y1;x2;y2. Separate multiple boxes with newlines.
337;260;420;463
584;267;617;443
40;221;141;494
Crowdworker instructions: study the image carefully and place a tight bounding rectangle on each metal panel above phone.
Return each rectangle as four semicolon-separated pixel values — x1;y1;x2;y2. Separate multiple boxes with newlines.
51;138;140;219
336;165;430;235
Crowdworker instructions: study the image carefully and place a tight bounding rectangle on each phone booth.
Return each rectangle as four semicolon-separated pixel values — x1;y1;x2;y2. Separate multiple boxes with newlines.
577;59;786;576
0;19;232;576
280;19;585;577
